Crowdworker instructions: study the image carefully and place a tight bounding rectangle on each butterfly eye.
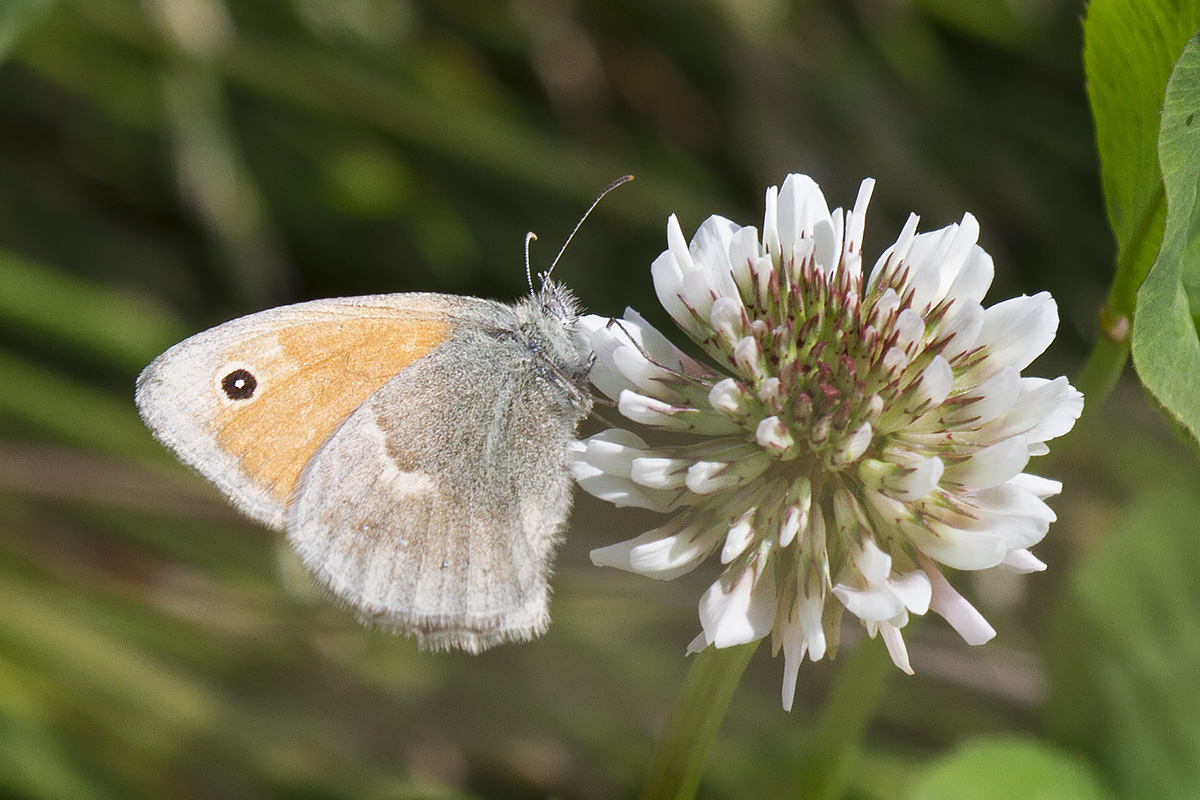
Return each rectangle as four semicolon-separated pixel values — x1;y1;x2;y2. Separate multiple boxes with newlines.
220;368;258;401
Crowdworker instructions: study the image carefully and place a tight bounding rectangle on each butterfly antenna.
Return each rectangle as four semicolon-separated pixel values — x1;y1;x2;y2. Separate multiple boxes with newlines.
524;231;538;294
541;174;634;284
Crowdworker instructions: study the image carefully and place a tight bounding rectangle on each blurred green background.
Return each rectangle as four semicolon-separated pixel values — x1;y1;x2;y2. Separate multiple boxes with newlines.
0;0;1194;798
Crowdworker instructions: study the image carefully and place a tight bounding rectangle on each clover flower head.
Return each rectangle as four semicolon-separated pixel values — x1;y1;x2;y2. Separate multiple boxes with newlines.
573;174;1082;710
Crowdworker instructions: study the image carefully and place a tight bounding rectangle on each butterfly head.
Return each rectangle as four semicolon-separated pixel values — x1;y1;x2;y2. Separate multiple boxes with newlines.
511;277;592;414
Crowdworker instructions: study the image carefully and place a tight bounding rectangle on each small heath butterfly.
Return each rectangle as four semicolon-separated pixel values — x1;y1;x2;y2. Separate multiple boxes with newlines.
136;178;630;653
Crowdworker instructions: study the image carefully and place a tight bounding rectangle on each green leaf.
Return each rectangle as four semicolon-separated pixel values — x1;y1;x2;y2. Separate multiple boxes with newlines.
1045;486;1200;800
1084;0;1200;273
907;737;1112;800
0;0;57;63
1078;0;1200;408
1131;32;1200;450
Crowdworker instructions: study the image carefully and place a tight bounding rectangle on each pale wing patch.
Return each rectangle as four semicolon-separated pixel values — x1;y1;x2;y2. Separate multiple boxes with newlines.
387;470;435;496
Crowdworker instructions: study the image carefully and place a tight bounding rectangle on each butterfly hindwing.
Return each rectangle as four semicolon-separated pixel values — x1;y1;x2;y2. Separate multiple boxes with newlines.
286;315;580;652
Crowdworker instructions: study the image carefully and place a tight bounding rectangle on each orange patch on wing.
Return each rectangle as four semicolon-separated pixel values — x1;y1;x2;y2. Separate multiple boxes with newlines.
214;314;452;503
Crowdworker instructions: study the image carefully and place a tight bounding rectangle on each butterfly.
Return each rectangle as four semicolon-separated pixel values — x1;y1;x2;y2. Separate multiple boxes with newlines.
136;178;630;651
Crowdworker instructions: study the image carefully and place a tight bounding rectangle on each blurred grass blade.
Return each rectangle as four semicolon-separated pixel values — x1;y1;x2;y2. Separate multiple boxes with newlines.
0;715;110;800
0;443;234;520
1130;32;1200;451
0;249;187;374
1045;484;1200;799
0;347;163;460
216;37;724;227
157;66;294;307
0;0;57;63
0;565;228;744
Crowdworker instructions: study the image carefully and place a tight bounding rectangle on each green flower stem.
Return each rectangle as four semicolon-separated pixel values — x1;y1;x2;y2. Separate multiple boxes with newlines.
1075;334;1130;415
1076;185;1167;413
640;641;760;800
792;642;892;800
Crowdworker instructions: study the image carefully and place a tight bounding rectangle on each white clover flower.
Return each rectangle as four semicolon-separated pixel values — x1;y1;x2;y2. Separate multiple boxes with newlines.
573;174;1083;711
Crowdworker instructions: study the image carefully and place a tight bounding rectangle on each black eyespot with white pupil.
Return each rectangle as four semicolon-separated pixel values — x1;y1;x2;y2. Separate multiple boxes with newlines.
221;368;257;401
